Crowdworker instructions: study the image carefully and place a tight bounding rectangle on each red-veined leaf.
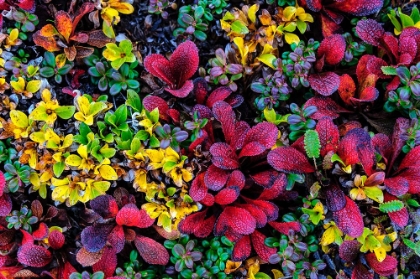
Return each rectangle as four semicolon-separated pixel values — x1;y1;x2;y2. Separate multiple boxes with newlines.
17;244;52;267
268;147;315;173
135;235;169;265
366;253;397;276
333;197;364;237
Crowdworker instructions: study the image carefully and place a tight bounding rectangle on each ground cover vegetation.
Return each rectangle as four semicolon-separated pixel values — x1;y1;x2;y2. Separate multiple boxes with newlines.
0;0;419;278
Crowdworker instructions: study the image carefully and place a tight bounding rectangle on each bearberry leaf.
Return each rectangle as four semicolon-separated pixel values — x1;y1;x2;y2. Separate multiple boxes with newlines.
48;230;65;250
210;143;239;170
18;244;52;267
268;147;315;174
92;246;117;278
116;204;154;228
232;235;251;261
339;240;361;262
366;253;397;276
308;72;341;96
333;197;364;237
356;19;384;46
317;35;346;66
90;195;118;219
135;235;169;265
331;0;384;16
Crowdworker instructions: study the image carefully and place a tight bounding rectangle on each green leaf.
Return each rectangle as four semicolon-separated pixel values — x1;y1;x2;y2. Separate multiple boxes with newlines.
55;106;76;119
126;89;142;112
399;8;415;27
411;7;420;23
379;200;404;213
254;273;272;279
149;108;160;123
381;66;397;75
230;20;249;35
403;238;416;249
304;130;320;158
114;104;127;125
53;162;65;177
407;199;420;207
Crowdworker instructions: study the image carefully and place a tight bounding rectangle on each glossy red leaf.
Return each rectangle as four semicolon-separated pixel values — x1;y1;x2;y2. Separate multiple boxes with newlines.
116;204;154;228
193;78;208;104
48;231;65;250
384;176;409;196
232;235;251;261
308;72;341;96
144;54;174;86
316;117;339;156
17;244;52;267
167;108;180;124
204;164;230;191
226;170;246;190
178;210;207;235
58;262;77;279
142;95;169;121
250;170;278;188
333;197;364;237
258;173;287;200
398;145;420;171
243;198;279;222
93;246;117;278
268;147;315;174
16;0;35;12
337;128;372;166
366;253;397;276
194;215;216;238
330;0;383;16
189;173;207;201
169;41;199;88
317;35;346;66
212;101;236;146
20;229;34;245
241;204;268;228
33;222;49;240
304;96;350;120
192;104;213;119
0;194;12;216
372;134;392;164
352;263;374;279
325;185;347;212
397;168;420;194
384;193;409;228
356;55;387;82
268;221;301;235
382;33;399;60
238;142;266;157
206;87;232;108
355;19;384;46
215;186;240;205
339;240;360;262
351;87;379;103
214;210;229;236
166;80;194;98
81;224;112;252
107;225;125;253
0;172;5;197
225;206;257;235
251;230;277;262
90;195;118;219
135;235;169;265
232;121;250;150
210;143;239;170
338;74;356;105
243;122;278;149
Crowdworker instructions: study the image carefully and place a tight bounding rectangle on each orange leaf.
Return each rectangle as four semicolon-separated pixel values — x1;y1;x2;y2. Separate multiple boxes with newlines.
39;24;59;37
64;46;77;61
72;2;95;34
55;11;73;42
32;31;60;52
338;74;356;105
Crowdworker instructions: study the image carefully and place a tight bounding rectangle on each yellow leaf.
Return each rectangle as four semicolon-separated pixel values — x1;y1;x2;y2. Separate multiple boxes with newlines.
10;77;25;93
29;106;48;122
55;54;67;69
65;154;82;167
26;80;41;93
272;269;284;279
257;53;277;69
283;6;296;21
364;186;384;203
98;164;118;180
30;131;46;144
77;145;89;160
111;2;134;14
374;247;387;262
10;110;29;128
248;4;259;23
9;28;19;41
285;32;300;45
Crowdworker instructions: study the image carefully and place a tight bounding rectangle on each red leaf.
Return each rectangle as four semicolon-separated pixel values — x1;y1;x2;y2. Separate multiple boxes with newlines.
352;263;374;279
356;55;387;81
329;0;383;16
169;41;199;88
144;54;174;86
250;170;278;188
308;72;340;96
90;195;118;219
251;230;277;262
134;236;169;265
238;142;267;157
306;0;321;11
0;194;12;216
167;109;180;124
325;185;347;212
204;164;230;191
225;206;256;235
304;96;350;120
16;0;35;12
76;247;104;267
107;225;125;253
232;235;251;261
384;176;409;196
226;170;246;190
189;173;207;202
384;193;409;228
194;215;216;238
201;193;215;206
337;128;373;166
48;230;65;250
316;117;339;157
17;244;52;267
399;37;417;63
366;253;397;276
93;246;117;278
339;240;360;262
232;121;250;150
243;198;279;222
350;87;379;103
212;101;236;146
0;172;5;197
192;104;212;119
258;173;287;200
397;168;420;194
333;197;364;237
116;204;154;228
268;221;301;235
206;87;232;108
398;145;420;171
338;74;356;105
165;80;194;98
214;186;240;205
243;122;278;149
178;210;207;235
81;224;112;252
20;229;34;245
320;13;342;37
58;262;77;279
355;19;384;46
268;147;315;174
214;210;229;236
193;78;208;104
210;143;239;170
241;205;268;228
389;118;410;169
33;222;49;240
372;134;392;164
317;35;346;66
142;95;169;121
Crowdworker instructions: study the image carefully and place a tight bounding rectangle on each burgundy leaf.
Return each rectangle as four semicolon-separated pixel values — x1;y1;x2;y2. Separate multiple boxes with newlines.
142;95;169;121
384;193;409;228
366;253;397;276
333;197;364;237
144;54;174;86
339;240;360;262
308;72;341;96
169;41;199;88
355;19;384;46
92;246;117;278
225;206;257;235
350;87;379;103
81;224;112;252
338;74;356;105
192;104;212;119
304;96;350;120
352;263;374;279
0;172;5;197
210;143;239;170
135;235;169;265
243;122;278;149
167;108;180;124
193;78;208;104
212;101;236;146
0;194;12;216
337;128;373;166
214;186;240;205
241;204;268;228
214;210;229;236
90;195;118;219
250;170;278;188
165;80;194;98
189;173;207;201
231;235;251;261
306;0;322;12
384;176;409;196
329;0;384;16
116;204;155;228
251;230;277;262
316;117;339;156
226;170;246;190
268;147;315;173
17;244;52;267
258;173;287;200
389;118;410;170
107;225;125;253
206;87;232;108
178;210;207;235
201;193;215;206
317;34;346;66
204;164;230;191
372;133;392;164
232;121;251;150
397;168;420;194
398;145;420;171
268;221;301;235
243;198;279;222
194;215;216;238
238;142;267;157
